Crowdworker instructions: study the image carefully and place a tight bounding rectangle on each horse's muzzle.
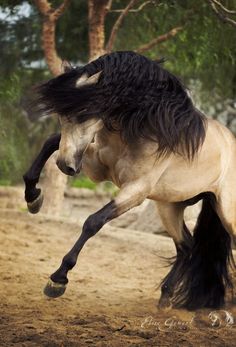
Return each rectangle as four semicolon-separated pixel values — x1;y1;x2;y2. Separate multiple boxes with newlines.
56;159;81;176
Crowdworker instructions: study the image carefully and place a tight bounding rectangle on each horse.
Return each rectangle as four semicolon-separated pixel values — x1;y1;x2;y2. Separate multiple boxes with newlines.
23;51;236;310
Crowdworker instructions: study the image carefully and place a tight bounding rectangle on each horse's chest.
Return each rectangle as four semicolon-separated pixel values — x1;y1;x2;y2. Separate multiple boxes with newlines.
97;147;129;187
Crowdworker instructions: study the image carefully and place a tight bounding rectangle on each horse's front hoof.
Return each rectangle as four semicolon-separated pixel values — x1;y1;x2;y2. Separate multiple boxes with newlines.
44;279;67;298
27;192;44;214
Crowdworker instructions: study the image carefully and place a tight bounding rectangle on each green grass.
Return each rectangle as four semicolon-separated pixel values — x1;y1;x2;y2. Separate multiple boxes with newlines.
70;176;97;190
70;176;118;196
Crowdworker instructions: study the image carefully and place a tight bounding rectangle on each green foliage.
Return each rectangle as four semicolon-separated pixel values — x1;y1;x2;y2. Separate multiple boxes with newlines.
70;175;118;196
0;74;30;183
57;0;89;63
1;0;235;97
70;175;97;190
0;69;57;183
114;0;236;99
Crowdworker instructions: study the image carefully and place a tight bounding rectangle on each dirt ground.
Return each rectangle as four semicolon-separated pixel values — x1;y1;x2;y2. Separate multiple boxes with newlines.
1;188;236;346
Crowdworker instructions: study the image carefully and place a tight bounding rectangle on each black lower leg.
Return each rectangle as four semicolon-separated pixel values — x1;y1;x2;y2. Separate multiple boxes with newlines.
23;133;61;203
50;201;117;285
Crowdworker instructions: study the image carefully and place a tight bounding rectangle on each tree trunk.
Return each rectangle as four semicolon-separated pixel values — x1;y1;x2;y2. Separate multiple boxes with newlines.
40;19;68;215
40;15;68;215
88;0;111;60
42;19;62;76
41;152;67;215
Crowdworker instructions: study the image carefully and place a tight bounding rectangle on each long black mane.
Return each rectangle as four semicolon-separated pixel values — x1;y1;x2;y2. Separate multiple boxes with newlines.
35;51;206;159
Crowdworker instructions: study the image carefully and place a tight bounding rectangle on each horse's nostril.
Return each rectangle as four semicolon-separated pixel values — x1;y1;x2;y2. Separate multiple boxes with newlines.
66;166;76;176
56;160;77;176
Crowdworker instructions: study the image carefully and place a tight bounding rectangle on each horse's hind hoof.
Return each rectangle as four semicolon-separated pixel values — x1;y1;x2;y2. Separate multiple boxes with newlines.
157;296;172;310
27;192;44;214
44;279;67;298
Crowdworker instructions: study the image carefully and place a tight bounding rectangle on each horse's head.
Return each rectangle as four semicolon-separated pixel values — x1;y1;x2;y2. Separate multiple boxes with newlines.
56;71;103;176
56;117;103;176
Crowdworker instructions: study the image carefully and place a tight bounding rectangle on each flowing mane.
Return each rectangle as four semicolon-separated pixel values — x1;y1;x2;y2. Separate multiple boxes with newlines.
35;51;206;159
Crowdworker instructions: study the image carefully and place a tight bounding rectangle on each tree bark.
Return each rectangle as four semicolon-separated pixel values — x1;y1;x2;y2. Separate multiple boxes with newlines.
88;0;111;60
34;0;71;75
41;152;67;215
41;19;62;76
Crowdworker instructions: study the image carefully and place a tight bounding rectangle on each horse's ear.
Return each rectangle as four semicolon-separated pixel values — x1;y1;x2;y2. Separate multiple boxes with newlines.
76;71;102;88
61;60;73;73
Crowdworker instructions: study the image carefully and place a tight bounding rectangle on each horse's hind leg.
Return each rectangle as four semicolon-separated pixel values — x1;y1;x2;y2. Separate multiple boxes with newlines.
156;201;192;308
23;133;61;214
174;192;233;310
215;186;236;266
215;187;236;298
216;187;236;240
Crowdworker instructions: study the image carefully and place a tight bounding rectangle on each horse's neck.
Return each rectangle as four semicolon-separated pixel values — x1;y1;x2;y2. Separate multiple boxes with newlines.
95;127;126;152
95;126;165;161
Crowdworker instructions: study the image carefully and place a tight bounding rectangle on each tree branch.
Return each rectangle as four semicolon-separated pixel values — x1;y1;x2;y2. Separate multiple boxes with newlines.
106;0;113;12
211;0;236;15
109;1;155;13
106;0;139;52
208;0;236;28
135;26;183;54
53;0;71;20
34;0;71;20
34;0;51;15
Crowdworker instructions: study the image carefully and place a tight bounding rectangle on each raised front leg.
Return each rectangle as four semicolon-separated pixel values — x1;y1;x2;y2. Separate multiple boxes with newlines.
23;133;61;214
44;181;150;298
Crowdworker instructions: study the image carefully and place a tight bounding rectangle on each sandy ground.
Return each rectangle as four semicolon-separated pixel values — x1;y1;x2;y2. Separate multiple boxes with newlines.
1;188;236;346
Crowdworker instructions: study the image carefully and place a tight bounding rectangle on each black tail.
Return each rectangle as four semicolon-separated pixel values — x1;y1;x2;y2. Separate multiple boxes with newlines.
173;193;234;310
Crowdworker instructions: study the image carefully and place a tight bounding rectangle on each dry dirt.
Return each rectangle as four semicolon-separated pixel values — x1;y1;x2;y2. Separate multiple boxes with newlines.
1;187;236;347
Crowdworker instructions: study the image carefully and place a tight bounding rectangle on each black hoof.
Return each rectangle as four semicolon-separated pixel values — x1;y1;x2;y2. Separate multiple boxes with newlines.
44;279;67;298
27;192;44;214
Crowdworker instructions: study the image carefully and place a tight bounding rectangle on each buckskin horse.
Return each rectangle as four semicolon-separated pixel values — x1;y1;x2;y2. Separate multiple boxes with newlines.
23;51;236;310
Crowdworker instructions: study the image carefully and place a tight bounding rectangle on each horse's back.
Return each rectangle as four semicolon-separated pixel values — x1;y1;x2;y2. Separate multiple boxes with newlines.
149;118;236;202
